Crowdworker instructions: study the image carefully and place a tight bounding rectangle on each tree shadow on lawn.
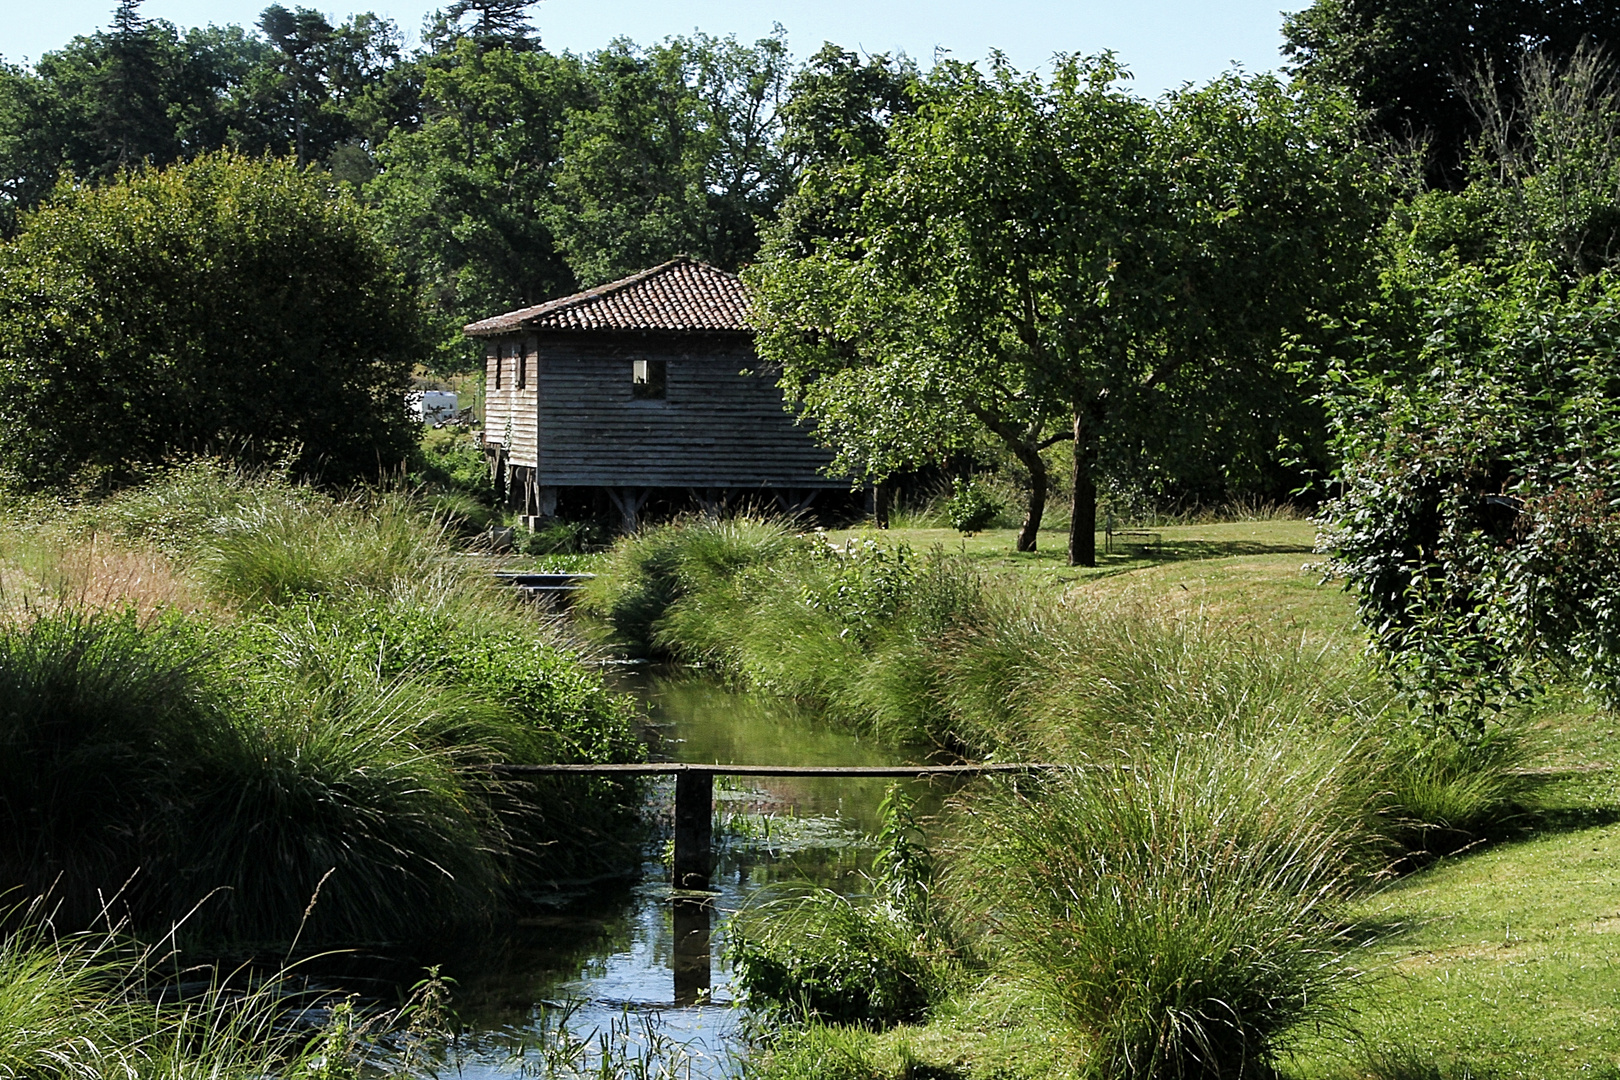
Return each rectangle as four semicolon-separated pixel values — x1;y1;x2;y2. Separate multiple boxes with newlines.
1108;537;1316;562
984;536;1314;572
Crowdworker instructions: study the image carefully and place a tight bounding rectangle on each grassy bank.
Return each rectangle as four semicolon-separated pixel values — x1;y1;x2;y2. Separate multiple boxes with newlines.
0;461;644;949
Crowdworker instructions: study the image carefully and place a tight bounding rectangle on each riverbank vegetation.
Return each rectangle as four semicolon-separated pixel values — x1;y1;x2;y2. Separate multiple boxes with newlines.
0;460;642;950
580;513;1618;1078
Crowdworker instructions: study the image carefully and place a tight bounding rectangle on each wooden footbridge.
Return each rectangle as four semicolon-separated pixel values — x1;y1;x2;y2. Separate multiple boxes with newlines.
495;761;1048;891
494;761;1050;1004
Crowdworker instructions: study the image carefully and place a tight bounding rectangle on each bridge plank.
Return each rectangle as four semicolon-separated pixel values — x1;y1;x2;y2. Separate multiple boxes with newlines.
491;762;1052;776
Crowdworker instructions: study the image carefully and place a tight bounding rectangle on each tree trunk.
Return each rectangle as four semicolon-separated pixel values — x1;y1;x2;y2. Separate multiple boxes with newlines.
1068;410;1097;567
1012;444;1048;552
874;481;892;529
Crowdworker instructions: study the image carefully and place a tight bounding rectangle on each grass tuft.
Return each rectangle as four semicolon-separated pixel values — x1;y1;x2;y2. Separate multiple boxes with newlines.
953;743;1366;1079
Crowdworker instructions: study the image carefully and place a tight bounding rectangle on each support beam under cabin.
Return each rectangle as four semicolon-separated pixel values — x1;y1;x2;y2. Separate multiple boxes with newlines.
606;487;651;533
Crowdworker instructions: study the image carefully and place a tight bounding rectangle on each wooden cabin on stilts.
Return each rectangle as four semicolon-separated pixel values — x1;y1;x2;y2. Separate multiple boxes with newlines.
464;258;846;532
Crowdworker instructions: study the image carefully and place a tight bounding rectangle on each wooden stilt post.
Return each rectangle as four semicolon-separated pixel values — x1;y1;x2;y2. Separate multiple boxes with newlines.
672;768;713;891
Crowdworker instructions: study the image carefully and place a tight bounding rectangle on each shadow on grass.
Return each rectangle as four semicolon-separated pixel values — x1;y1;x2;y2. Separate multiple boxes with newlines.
1107;538;1315;562
969;537;1314;574
1516;803;1620;834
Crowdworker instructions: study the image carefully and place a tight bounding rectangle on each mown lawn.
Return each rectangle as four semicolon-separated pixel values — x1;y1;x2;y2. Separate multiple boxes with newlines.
1294;820;1620;1078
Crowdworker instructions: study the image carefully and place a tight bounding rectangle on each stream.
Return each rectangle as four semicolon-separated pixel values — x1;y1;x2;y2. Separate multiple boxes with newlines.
435;668;932;1077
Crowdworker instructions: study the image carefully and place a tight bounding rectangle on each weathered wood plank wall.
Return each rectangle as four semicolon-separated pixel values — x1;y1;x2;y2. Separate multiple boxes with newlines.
485;330;844;489
483;338;540;469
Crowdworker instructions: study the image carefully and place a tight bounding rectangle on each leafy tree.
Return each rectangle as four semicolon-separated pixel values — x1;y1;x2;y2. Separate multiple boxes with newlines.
444;0;539;52
0;4;411;236
551;31;793;284
1283;0;1620;188
0;153;428;489
370;28;797;367
368;40;587;366
254;4;334;165
754;59;1376;563
97;0;174;167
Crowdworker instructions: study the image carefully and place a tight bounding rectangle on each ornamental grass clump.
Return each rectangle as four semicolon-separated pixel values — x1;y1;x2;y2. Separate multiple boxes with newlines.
0;609;221;930
173;670;508;944
580;514;800;655
0;906;456;1080
954;742;1366;1079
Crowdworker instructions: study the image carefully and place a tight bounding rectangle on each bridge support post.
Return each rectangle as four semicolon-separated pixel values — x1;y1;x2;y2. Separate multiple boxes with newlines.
673;769;713;891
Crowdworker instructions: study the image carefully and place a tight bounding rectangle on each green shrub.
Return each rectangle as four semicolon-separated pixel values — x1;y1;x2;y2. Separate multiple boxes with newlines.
953;743;1364;1079
944;477;1001;534
728;889;942;1025
728;787;952;1026
414;426;494;502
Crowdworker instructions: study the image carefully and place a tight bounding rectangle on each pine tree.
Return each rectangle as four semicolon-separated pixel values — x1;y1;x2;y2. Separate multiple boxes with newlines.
445;0;538;52
97;0;174;167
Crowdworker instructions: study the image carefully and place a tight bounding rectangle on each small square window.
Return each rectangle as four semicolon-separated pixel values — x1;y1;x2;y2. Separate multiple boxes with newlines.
632;359;667;399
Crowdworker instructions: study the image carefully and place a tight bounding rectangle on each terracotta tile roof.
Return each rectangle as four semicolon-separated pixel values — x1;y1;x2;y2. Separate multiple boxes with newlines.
462;257;750;336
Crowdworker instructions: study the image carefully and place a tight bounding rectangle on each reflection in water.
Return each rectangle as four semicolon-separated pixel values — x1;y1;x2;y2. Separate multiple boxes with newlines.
671;897;712;1006
436;670;931;1078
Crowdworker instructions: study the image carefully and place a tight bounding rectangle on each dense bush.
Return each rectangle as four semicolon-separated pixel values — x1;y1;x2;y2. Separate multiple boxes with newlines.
728;788;951;1025
0;153;427;490
944;476;1000;534
1322;51;1620;727
728;890;942;1025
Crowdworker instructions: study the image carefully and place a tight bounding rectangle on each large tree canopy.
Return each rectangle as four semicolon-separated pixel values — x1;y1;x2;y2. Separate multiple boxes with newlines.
1283;0;1620;188
753;58;1380;563
0;152;428;488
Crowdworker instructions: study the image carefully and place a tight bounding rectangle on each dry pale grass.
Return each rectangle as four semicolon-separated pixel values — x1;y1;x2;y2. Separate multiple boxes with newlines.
0;529;212;622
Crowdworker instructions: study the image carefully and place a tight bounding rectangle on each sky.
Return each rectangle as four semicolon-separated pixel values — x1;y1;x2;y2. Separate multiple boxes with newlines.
0;0;1305;98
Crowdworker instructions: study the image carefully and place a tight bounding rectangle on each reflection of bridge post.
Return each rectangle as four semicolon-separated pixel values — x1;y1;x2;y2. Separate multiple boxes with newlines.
671;896;712;1006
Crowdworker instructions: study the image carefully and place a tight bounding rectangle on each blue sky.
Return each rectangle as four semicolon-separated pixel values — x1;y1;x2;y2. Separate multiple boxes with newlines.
2;0;1304;97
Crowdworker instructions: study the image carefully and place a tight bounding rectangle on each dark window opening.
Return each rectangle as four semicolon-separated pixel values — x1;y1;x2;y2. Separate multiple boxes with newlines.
517;343;528;389
632;358;667;399
492;344;502;389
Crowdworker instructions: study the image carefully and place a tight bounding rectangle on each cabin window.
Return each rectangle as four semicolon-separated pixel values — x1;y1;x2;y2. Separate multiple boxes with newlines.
632;359;667;399
517;342;528;389
492;344;503;389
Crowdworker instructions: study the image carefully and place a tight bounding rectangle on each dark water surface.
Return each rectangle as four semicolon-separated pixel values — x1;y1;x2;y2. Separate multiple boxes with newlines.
436;669;931;1077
